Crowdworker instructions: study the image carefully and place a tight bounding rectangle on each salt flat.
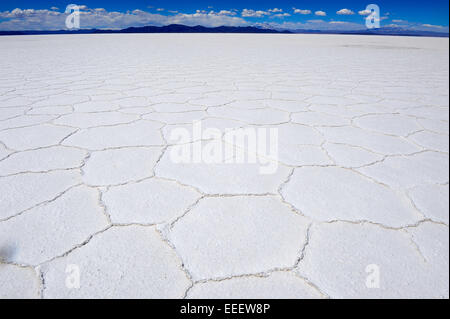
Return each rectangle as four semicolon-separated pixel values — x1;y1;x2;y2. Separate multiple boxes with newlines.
0;34;448;299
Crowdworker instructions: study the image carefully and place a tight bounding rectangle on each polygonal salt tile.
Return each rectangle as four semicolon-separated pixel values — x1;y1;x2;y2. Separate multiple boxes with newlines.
0;170;81;220
309;104;366;119
156;144;290;194
189;95;235;107
176;84;220;94
408;131;449;153
297;222;448;298
0;143;11;160
104;178;202;224
117;106;155;115
151;103;206;113
0;265;40;299
305;96;358;106
323;143;384;168
275;144;333;167
167;196;309;280
225;100;266;110
42;226;190;298
187;272;324;299
22;89;67;98
62;121;164;150
0;124;76;151
82;147;162;186
32;95;89;107
116;97;151;108
406;222;449;297
176;85;220;94
224;123;324;147
226;90;271;101
143;111;207;124
54;112;139;129
208;106;289;125
265;100;310;112
318;126;421;155
0;146;87;176
0;186;109;265
0;97;35;108
0;115;56;131
345;94;383;104
90;92;128;101
27;106;73;115
417;118;449;135
123;87;170;98
271;92;311;101
371;99;421;112
73;101;120;112
150;93;203;104
357;152;449;190
291;111;349;127
0;107;27;120
408;184;449;224
301;87;348;97
399;106;449;121
164;118;244;144
353;114;422;136
234;81;267;90
418;94;450;107
281;167;421;227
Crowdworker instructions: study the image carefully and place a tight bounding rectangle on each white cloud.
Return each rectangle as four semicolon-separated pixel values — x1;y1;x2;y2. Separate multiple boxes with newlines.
170;12;247;27
217;10;237;16
272;13;291;18
0;8;62;19
337;9;355;15
385;20;449;32
293;9;311;15
269;8;283;13
358;9;371;16
0;6;248;30
241;9;270;18
421;23;447;29
1;5;446;33
267;20;365;31
315;11;326;16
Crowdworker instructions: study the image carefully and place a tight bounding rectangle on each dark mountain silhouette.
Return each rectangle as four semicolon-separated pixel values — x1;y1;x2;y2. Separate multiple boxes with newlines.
0;24;448;37
120;24;292;34
0;24;291;36
291;27;449;37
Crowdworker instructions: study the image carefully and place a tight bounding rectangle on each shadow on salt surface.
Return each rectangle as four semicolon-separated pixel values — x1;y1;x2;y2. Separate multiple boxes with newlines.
0;244;16;263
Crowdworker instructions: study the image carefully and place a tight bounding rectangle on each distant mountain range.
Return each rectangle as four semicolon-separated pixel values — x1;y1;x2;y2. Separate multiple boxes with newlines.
0;24;448;37
291;27;449;37
0;24;290;36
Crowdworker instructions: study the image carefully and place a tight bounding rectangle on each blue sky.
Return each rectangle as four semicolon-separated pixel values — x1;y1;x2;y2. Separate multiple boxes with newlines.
0;1;448;31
